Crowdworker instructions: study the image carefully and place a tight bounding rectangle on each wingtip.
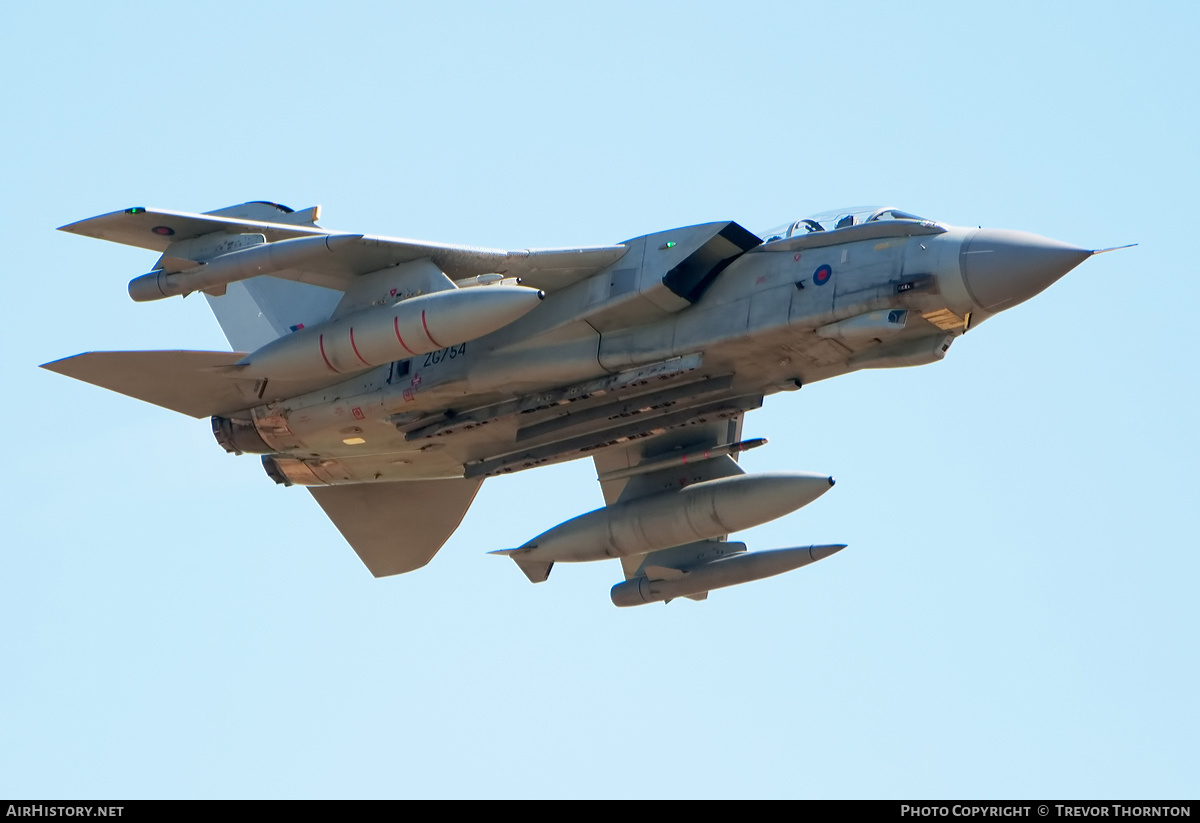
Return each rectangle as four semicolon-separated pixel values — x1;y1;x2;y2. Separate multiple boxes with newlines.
58;206;148;233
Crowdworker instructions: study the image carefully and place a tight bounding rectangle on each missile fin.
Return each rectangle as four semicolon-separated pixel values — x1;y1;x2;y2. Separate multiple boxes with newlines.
489;549;554;583
514;559;553;584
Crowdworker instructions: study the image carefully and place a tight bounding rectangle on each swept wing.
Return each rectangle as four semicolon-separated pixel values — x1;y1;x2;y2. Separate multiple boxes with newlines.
60;205;627;294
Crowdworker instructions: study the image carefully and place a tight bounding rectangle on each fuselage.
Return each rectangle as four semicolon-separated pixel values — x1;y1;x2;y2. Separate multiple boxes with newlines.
215;208;1090;488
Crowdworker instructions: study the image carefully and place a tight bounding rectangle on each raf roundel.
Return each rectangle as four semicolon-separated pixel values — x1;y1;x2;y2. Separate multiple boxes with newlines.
813;264;833;286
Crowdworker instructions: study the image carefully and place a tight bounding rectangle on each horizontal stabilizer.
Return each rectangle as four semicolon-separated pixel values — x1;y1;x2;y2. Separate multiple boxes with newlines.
309;478;483;577
41;350;262;418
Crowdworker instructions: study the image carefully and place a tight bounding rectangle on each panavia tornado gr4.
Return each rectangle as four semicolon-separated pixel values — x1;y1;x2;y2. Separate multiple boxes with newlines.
44;202;1121;606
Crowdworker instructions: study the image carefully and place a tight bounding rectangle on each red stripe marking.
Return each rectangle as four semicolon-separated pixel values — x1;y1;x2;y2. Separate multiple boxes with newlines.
349;327;371;367
393;316;418;356
319;334;340;373
421;310;443;348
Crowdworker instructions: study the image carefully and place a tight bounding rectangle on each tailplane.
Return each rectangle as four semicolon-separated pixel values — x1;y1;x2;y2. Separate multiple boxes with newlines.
310;479;484;577
41;350;257;418
40;349;330;417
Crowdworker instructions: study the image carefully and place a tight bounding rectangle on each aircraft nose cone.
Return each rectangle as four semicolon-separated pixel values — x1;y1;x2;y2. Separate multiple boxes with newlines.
960;229;1091;312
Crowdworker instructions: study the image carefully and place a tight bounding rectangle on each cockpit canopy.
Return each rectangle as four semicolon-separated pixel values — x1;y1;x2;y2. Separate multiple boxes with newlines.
760;207;934;244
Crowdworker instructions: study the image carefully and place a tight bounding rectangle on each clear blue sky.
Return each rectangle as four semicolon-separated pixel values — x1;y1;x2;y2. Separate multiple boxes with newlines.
2;0;1196;799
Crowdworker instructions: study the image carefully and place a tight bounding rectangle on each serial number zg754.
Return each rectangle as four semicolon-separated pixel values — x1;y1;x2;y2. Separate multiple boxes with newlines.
423;343;467;367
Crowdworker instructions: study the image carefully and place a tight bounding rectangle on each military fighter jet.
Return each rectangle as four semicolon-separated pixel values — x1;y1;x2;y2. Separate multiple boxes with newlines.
44;202;1117;606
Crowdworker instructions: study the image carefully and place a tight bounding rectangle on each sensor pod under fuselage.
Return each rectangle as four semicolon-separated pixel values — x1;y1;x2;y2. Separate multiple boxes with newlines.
610;544;846;607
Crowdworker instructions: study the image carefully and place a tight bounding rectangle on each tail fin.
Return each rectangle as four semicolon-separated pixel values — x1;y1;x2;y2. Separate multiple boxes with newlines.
204;278;341;353
198;202;341;352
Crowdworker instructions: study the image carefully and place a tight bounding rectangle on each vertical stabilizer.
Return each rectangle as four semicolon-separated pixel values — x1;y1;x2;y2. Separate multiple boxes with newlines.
196;202;342;351
205;279;341;353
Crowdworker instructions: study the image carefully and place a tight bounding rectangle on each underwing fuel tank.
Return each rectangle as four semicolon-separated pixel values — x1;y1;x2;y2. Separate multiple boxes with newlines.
237;285;544;380
507;472;835;564
610;544;846;607
127;234;362;301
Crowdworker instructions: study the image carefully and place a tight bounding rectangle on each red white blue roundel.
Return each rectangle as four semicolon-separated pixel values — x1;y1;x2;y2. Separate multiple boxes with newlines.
813;264;833;286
